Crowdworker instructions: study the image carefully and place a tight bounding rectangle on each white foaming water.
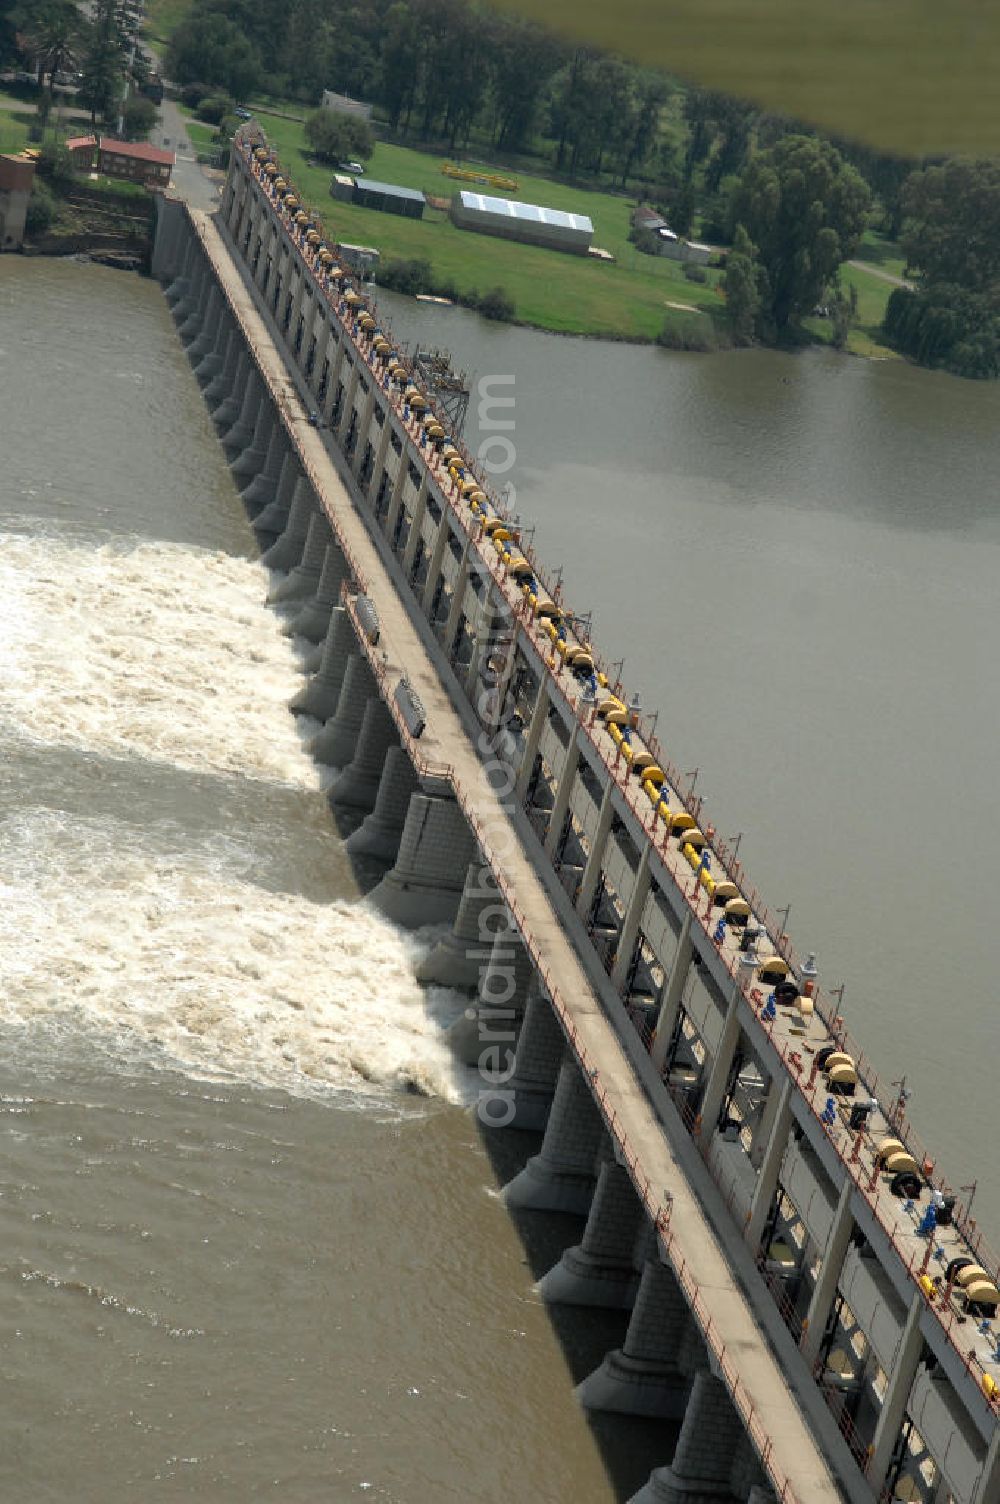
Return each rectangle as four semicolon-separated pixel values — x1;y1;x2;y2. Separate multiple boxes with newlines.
0;525;473;1106
0;809;471;1104
0;528;318;784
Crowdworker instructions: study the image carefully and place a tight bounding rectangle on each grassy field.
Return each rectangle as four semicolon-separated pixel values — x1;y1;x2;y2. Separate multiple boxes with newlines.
858;228;909;282
143;0;192;46
255;118;726;340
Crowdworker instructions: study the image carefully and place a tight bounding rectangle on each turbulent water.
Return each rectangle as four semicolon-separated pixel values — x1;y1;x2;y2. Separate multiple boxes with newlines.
0;259;660;1503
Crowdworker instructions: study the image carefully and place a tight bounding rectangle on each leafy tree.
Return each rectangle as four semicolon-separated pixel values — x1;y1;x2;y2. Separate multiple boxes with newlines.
281;0;333;104
728;134;870;332
883;282;1000;377
195;92;231;123
724;222;760;344
899;158;1000;290
78;0;126;125
165;11;261;101
303;106;373;164
377;0;418;131
25;175;56;233
15;0;82;87
121;91;155;138
614;71;670;187
829;283;852;349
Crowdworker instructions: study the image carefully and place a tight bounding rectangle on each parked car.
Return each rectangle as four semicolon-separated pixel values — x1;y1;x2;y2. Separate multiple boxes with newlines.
234;107;252;120
341;161;365;175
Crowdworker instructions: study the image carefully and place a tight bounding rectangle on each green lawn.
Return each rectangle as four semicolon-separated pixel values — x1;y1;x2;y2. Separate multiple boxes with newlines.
0;112;29;154
255;118;726;339
802;261;898;358
858;228;908;281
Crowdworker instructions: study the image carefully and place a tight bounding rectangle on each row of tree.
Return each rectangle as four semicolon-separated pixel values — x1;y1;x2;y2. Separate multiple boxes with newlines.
2;0;154;131
164;0;685;185
882;159;1000;378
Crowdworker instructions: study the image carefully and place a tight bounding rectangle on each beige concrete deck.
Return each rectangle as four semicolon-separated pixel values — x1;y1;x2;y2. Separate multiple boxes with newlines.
191;204;847;1504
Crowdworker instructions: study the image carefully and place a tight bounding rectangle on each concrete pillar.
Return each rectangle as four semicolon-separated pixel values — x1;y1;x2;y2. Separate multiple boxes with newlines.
221;367;264;453
801;1178;854;1363
284;544;348;642
629;1371;744;1504
366;792;477;927
241;421;289;511
253;452;300;538
502;1057;604;1214
577;1255;692;1416
502;985;566;1131
230;387;276;481
186;284;222;362
269;510;332;604
543;735;581;858
514;680;551;802
163;234;194;301
538;1159;644;1308
745;1080;793;1252
867;1294;925;1494
329;696;399;810
307;653;376;768
446;925;534;1066
651;912;694;1074
576;783;615;918
972;1425;1000;1504
202;325;240;405
698;994;743;1136
211;347;251;428
261;479;316;572
345;746;420;864
611;845;653;991
415;862;505;990
193;312;233;385
173;253;206;325
442;545;472;654
289;606;352;720
177;261;212;342
420;517;454;618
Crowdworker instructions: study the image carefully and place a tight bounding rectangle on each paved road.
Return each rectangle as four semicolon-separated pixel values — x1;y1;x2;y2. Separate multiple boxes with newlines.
848;257;914;289
152;90;223;212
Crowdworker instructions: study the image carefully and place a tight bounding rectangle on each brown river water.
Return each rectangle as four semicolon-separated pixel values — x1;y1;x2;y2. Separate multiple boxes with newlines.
0;255;997;1500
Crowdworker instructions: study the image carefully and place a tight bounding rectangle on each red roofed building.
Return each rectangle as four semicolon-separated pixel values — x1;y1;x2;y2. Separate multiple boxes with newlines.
98;137;175;188
65;135;98;169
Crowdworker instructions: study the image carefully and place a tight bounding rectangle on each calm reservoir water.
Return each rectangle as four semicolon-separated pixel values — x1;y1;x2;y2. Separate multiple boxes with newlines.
1;254;998;1500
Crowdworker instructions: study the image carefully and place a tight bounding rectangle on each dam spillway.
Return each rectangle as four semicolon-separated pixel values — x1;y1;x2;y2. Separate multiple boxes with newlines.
147;124;1000;1504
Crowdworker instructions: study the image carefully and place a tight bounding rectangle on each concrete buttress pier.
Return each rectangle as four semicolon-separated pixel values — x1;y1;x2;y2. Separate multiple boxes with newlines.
367;792;476;928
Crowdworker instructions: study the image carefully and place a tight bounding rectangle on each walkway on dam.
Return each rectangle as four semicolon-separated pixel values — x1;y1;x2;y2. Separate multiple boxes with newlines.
190;205;846;1504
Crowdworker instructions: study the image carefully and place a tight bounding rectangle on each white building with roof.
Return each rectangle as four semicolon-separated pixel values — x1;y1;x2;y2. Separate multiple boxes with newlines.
450;190;594;255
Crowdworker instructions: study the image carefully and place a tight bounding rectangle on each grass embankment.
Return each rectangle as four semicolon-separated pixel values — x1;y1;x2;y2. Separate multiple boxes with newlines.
258;117;727;341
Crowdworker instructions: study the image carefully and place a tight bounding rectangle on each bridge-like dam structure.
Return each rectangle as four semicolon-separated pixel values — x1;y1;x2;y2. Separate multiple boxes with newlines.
149;125;1000;1504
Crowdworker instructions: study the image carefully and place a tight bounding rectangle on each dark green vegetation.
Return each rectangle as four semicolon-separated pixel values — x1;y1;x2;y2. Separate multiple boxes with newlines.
727;135;870;339
304;105;373;166
0;0;159;135
879;160;1000;379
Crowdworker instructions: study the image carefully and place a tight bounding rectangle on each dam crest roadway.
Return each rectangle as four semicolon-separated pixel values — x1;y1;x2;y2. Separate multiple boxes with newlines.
148;125;1000;1504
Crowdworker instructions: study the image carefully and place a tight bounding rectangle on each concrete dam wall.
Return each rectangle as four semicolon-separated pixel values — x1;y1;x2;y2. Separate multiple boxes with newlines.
147;133;1000;1504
